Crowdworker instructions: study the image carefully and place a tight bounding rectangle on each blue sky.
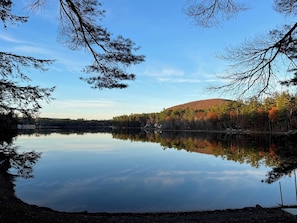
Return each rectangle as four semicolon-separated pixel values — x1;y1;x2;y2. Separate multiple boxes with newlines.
1;1;289;119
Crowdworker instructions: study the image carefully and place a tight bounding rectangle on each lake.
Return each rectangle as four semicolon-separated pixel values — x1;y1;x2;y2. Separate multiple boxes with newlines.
11;131;297;213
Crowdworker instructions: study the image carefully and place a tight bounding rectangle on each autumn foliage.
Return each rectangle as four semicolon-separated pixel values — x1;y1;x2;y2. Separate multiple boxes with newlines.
113;92;297;132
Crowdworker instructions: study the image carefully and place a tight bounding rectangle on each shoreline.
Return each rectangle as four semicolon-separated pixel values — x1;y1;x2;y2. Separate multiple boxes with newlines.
1;175;296;222
2;197;297;223
3;129;297;222
151;128;296;135
1;180;296;223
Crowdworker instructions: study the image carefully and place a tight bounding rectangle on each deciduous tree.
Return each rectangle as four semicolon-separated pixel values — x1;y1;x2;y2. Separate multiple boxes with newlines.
184;0;297;97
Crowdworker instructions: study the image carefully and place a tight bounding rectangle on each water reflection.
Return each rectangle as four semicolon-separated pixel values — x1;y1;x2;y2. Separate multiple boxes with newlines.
112;130;297;184
5;130;297;212
0;131;41;206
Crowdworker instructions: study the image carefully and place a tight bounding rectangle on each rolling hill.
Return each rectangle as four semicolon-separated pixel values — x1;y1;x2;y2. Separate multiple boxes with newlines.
166;98;231;111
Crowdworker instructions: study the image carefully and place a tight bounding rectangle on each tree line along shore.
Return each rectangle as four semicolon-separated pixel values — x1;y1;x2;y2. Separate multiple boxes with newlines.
2;93;297;134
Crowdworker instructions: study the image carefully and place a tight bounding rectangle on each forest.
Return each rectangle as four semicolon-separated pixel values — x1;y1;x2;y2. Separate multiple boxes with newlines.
2;91;297;133
0;115;111;131
112;92;297;133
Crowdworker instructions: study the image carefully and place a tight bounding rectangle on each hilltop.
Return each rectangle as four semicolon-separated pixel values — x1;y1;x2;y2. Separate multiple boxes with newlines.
166;98;231;111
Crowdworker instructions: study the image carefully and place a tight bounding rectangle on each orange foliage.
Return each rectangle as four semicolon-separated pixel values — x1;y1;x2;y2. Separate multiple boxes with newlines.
268;107;278;122
194;111;206;120
268;144;278;159
165;116;171;121
257;106;265;113
207;111;219;121
229;109;237;117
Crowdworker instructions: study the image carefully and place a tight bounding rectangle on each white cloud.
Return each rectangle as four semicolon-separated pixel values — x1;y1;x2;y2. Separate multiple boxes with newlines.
143;66;203;83
0;31;86;73
144;176;184;186
143;66;184;78
157;77;202;83
141;63;226;84
157;170;203;176
14;45;51;55
206;169;266;182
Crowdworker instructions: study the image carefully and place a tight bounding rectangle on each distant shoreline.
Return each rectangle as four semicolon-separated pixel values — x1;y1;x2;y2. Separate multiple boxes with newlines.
142;128;297;135
15;125;297;136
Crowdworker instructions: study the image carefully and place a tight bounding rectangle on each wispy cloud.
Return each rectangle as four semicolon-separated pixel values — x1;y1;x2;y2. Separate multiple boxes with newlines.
143;66;201;83
51;99;117;109
201;73;224;82
16;43;88;73
205;169;265;182
157;77;202;83
40;99;119;119
157;170;203;176
144;176;184;186
143;66;184;78
13;45;53;56
0;33;23;43
142;63;226;84
0;30;87;73
156;73;223;84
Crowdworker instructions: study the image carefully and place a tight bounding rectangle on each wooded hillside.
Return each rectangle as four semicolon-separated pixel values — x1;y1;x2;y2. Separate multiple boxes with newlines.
167;98;231;111
112;92;297;133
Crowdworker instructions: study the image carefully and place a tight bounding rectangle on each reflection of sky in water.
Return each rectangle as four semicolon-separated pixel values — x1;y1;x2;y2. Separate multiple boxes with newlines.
14;133;297;212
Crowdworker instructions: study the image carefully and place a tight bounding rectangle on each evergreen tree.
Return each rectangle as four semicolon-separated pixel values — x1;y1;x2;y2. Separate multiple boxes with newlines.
0;0;144;117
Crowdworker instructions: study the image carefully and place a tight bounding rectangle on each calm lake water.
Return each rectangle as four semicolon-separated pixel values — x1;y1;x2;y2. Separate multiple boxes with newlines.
12;132;297;212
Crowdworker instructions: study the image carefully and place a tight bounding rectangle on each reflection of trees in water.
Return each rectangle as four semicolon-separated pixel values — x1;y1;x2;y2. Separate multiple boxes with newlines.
264;158;297;184
0;131;41;200
18;127;112;137
112;130;297;183
3;129;295;185
0;142;41;179
263;140;297;184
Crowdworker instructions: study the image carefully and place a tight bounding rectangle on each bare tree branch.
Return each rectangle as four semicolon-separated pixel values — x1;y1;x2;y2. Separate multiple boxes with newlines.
210;22;297;97
185;0;297;98
273;0;297;16
184;0;248;27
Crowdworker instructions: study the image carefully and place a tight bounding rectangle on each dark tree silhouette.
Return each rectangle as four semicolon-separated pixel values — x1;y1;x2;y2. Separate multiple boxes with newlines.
0;52;55;116
184;0;248;27
0;142;41;179
0;131;41;216
0;0;144;116
58;0;145;89
184;0;297;97
264;159;297;184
